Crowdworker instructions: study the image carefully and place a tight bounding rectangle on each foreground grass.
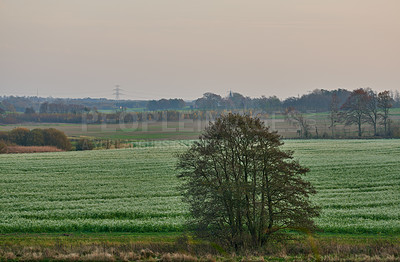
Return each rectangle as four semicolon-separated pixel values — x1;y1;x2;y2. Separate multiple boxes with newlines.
0;233;399;261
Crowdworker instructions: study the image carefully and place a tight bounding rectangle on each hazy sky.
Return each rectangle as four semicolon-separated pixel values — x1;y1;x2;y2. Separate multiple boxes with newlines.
1;0;399;100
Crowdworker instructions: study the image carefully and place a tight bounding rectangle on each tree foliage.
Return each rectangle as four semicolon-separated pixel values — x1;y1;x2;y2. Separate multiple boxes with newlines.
177;114;319;249
2;128;71;150
42;128;71;151
147;98;185;111
24;107;36;114
9;127;30;145
39;102;88;114
25;128;45;146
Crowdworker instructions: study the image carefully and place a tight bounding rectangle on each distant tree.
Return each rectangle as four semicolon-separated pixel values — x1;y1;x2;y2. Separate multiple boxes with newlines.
340;89;370;137
285;107;311;138
282;89;351;113
75;138;94;151
177;114;319;250
329;93;340;137
38;102;86;114
39;102;49;114
394;90;400;107
42;128;71;150
147;99;185;111
1;101;16;113
9;127;30;145
195;93;223;110
266;96;282;112
377;91;393;136
25;129;45;146
24;107;36;114
105;139;112;149
255;95;282;113
225;92;248;109
0;107;5;115
364;89;379;136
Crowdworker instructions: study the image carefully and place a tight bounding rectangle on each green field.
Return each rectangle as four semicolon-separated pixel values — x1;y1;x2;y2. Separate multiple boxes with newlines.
1;140;399;235
1;107;399;141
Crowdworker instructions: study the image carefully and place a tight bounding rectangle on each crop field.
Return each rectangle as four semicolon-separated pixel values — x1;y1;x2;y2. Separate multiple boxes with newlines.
0;140;399;235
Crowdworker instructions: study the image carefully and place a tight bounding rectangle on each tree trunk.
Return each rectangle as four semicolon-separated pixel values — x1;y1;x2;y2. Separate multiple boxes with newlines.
384;118;387;135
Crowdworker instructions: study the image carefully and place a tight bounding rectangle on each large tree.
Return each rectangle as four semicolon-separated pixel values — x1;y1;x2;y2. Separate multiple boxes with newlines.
177;114;319;250
340;88;370;137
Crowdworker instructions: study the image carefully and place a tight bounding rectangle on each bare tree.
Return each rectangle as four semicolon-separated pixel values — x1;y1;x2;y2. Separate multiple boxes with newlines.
377;91;393;136
177;114;319;250
364;89;379;136
340;89;370;137
394;90;400;107
329;93;340;137
284;107;311;138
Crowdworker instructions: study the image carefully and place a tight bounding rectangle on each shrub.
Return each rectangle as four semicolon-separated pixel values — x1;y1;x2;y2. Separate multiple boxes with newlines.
25;129;45;146
0;140;7;154
9;127;30;145
76;139;95;151
0;131;8;141
42;128;71;150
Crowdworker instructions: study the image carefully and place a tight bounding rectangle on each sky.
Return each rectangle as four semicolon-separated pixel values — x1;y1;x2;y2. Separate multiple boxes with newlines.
0;0;399;100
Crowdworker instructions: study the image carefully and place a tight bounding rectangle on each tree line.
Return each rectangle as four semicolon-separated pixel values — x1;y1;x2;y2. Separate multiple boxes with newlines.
1;88;399;114
1;88;399;138
0;128;71;151
285;89;395;138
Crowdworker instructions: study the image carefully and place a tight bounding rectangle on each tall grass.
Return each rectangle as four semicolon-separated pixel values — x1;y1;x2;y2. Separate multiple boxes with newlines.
6;146;63;153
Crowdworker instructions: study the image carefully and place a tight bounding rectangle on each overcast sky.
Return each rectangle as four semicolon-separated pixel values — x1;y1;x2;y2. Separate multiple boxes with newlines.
0;0;399;100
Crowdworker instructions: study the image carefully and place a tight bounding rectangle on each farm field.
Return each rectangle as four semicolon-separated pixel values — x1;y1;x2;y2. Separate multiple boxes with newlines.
0;140;399;235
1;107;399;140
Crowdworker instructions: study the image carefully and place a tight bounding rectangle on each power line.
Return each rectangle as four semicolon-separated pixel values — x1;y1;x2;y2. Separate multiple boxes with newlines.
113;85;124;100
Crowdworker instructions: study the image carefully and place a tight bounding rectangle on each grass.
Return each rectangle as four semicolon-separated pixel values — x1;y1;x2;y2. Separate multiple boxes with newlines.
283;140;400;234
0;232;181;246
0;147;186;233
0;232;399;261
1;140;399;235
0;122;204;140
